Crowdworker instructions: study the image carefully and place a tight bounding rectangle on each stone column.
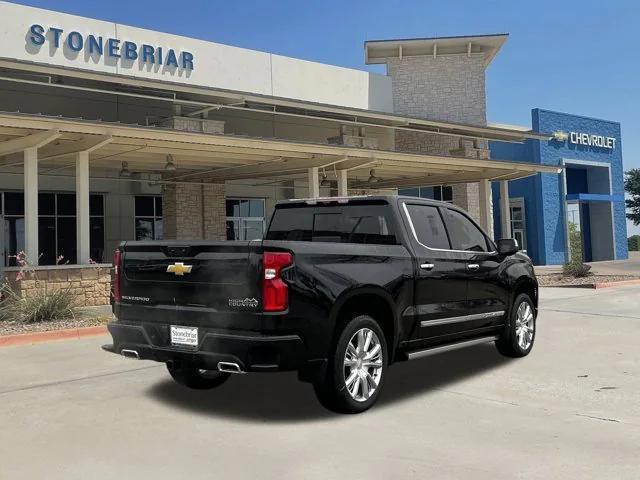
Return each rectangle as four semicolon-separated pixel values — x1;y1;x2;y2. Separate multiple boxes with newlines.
452;183;480;221
203;183;226;240
163;182;226;241
162;183;204;240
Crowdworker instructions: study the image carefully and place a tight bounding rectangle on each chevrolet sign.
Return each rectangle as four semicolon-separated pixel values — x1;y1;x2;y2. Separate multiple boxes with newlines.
569;131;616;149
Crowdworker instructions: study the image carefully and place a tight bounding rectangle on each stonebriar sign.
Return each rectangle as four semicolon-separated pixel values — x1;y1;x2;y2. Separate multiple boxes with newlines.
28;24;195;70
0;1;391;111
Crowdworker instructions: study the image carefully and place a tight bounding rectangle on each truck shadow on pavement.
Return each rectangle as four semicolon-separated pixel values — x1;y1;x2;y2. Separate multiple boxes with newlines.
146;344;510;423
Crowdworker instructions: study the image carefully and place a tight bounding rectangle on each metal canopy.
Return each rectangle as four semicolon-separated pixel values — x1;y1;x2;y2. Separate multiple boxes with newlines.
0;112;561;189
365;34;509;67
0;60;549;143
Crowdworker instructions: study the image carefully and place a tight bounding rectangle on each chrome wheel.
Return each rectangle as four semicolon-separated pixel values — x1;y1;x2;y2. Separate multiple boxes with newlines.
343;328;383;402
515;301;534;350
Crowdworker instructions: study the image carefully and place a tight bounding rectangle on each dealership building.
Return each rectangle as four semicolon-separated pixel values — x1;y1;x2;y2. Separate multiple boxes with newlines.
0;2;627;304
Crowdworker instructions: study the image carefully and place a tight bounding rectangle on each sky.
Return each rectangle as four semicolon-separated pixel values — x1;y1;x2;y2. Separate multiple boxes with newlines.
11;0;640;234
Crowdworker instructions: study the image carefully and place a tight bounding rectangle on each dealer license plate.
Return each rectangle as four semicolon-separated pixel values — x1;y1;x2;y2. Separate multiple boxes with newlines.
170;325;198;347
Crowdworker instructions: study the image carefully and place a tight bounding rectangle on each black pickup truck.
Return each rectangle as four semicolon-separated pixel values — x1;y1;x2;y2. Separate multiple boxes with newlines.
103;195;537;413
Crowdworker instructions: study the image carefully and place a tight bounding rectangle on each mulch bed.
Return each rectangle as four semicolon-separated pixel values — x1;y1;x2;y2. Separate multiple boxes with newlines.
0;316;110;337
537;274;640;288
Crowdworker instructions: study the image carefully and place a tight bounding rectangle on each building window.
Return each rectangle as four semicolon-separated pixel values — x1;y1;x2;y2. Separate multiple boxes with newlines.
226;198;265;240
135;196;163;240
433;186;454;203
399;185;453;203
1;192;105;266
1;192;24;267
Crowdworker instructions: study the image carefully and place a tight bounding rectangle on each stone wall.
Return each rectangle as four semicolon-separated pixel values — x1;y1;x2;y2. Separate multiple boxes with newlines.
387;54;490;222
203;183;227;240
387;54;487;125
163;182;226;241
4;265;112;307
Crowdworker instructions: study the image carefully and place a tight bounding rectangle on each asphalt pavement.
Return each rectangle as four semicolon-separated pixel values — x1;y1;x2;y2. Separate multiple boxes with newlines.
1;286;639;479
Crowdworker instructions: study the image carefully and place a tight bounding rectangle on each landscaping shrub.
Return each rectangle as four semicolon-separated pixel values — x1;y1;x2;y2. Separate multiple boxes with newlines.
628;235;640;252
0;283;76;323
562;221;592;278
0;251;76;323
562;262;592;278
567;222;583;263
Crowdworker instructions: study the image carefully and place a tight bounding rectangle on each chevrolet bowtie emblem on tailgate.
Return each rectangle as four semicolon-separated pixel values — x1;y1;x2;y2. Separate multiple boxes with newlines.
166;262;192;276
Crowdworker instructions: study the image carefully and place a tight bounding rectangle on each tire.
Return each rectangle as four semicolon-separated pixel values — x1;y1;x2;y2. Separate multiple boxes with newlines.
313;315;387;414
495;293;536;358
166;361;231;390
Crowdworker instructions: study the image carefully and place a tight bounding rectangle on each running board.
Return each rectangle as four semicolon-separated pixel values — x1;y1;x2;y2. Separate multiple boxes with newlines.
405;335;499;361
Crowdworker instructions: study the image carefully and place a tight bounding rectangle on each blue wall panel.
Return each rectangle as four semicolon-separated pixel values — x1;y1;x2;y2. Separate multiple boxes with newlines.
490;108;627;264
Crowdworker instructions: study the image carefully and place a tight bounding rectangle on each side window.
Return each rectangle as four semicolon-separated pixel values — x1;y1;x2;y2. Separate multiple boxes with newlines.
405;204;451;249
444;209;489;252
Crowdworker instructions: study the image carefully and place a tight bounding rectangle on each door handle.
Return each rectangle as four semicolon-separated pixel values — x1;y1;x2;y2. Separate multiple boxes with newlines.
467;263;480;271
420;263;435;271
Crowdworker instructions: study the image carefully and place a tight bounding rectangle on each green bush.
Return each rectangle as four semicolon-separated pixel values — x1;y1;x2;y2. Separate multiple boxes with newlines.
562;262;592;278
563;221;592;278
0;283;76;323
567;221;583;262
628;235;640;252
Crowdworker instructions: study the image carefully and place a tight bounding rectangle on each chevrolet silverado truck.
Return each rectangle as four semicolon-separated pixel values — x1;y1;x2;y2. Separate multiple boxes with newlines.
103;195;537;413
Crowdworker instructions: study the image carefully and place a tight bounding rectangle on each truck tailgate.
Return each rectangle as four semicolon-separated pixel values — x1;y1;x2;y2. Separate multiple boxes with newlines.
120;241;262;311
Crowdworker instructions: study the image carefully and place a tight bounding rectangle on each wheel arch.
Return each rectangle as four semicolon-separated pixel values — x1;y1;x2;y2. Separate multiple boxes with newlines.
329;286;399;363
512;276;538;311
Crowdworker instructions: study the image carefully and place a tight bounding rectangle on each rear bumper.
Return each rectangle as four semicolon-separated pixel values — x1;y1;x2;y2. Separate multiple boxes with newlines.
104;321;305;373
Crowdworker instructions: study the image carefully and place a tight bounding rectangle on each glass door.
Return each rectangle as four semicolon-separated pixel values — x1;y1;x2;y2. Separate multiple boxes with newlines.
509;199;527;251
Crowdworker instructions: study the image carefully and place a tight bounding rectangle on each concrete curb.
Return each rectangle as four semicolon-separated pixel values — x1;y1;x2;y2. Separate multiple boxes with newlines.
592;279;640;289
0;325;108;348
541;279;640;290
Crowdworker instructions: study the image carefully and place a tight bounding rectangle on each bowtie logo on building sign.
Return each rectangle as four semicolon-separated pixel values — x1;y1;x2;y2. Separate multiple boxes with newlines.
551;130;569;142
166;262;193;276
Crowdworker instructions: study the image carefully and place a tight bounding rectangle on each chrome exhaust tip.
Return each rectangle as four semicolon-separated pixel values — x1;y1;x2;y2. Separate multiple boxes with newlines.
217;361;244;374
121;349;140;360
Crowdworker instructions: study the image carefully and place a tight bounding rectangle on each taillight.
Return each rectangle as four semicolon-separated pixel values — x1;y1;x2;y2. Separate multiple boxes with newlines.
262;251;292;312
113;248;122;302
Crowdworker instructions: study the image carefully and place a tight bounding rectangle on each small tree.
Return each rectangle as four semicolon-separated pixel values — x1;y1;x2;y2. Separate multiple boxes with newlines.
629;235;640;252
563;221;591;277
625;169;640;226
567;221;583;263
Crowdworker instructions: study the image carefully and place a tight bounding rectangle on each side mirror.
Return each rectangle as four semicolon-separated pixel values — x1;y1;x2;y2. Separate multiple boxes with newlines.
497;238;519;256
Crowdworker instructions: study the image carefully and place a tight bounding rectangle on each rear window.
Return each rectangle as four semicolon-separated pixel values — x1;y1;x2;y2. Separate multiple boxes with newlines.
266;204;398;245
